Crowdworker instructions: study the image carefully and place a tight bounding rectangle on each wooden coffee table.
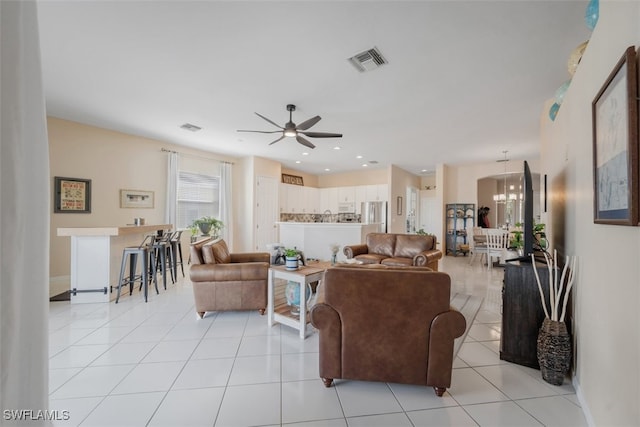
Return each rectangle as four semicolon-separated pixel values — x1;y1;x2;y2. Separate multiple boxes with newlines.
267;262;331;339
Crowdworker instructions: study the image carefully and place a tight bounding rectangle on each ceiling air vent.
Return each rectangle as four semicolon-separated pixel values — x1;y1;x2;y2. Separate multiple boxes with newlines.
180;123;202;132
348;47;387;72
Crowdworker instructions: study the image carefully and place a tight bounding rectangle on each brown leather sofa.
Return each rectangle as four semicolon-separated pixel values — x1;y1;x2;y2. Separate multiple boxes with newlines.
189;238;270;318
310;266;466;396
343;232;442;270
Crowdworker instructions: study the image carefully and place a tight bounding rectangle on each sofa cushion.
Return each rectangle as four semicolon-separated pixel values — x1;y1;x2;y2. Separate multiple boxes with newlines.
354;253;388;264
394;234;434;258
211;239;231;264
190;237;214;265
381;257;413;267
201;242;217;264
366;233;396;257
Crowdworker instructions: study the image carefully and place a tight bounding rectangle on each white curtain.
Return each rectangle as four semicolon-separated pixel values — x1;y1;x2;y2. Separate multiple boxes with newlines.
0;0;50;420
220;162;233;250
165;151;178;227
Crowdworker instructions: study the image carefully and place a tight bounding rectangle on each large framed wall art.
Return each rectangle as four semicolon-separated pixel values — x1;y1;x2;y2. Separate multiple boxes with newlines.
54;176;91;213
592;46;639;225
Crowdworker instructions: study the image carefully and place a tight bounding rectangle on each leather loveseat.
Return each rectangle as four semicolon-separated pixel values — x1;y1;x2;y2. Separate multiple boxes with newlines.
343;232;442;270
310;265;466;396
189;238;270;318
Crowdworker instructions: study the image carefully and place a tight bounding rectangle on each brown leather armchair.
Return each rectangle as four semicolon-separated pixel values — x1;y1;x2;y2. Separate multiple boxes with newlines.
310;266;466;396
189;238;270;318
343;233;442;270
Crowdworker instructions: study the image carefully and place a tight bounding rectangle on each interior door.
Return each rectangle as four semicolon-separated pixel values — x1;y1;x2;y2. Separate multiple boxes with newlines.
255;176;278;252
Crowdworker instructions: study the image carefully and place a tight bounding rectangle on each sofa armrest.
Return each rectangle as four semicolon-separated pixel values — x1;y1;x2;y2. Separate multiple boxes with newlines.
343;244;368;259
230;252;270;263
426;309;466;388
413;249;443;266
310;302;342;381
189;262;269;282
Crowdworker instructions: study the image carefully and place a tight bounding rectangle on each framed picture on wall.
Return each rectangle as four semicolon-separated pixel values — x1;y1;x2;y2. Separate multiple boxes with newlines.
120;189;155;208
592;46;639;225
54;176;91;213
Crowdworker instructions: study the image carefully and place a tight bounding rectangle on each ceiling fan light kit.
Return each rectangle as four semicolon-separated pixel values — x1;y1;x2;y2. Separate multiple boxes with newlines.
237;104;342;149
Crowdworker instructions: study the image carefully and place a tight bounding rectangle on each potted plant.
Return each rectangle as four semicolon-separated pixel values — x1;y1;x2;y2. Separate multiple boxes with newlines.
534;222;547;250
284;248;299;270
510;223;524;255
192;216;224;238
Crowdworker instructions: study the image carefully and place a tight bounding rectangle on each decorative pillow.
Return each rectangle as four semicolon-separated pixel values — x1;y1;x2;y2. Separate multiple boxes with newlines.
201;242;217;264
211;239;231;264
190;237;213;265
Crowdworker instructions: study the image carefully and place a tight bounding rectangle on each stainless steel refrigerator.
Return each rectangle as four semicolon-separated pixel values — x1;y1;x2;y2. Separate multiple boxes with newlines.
361;201;387;233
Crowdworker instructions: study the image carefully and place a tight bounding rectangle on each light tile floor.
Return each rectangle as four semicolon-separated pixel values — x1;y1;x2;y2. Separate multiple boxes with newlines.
48;256;587;426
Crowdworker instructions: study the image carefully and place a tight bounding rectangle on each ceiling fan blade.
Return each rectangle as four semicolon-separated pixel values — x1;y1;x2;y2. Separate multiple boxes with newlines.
237;130;282;134
269;135;286;145
296;135;316;149
299;131;343;138
255;112;283;129
296;116;321;131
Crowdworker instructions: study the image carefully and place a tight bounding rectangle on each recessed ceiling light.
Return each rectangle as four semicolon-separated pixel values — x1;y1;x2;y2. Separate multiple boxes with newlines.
325;168;331;172
421;169;428;173
362;164;368;167
295;160;301;164
302;152;309;156
333;146;341;150
356;155;363;159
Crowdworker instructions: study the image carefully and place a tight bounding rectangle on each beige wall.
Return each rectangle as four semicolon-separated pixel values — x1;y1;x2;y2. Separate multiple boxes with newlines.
48;117;238;295
317;167;388;188
540;2;640;424
388;165;421;234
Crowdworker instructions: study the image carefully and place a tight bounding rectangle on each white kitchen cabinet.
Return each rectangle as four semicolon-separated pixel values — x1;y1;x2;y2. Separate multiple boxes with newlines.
337;186;355;203
320;187;339;213
279;183;288;213
364;184;388;202
355;186;367;214
280;183;320;213
302;186;319;213
287;184;302;212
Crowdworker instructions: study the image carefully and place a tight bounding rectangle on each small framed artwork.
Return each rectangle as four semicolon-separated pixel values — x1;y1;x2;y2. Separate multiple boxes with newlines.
120;189;154;209
54;176;91;213
397;196;403;215
592;46;639;225
282;173;304;186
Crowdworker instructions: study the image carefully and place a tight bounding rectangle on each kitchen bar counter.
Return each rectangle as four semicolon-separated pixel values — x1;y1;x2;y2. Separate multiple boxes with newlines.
277;222;381;262
58;224;172;303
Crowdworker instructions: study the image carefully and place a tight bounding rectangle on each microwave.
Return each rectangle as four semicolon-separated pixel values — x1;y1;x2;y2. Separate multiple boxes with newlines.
337;202;355;213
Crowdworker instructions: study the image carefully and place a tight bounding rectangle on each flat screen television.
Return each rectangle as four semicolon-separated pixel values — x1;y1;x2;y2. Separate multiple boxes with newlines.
506;160;535;263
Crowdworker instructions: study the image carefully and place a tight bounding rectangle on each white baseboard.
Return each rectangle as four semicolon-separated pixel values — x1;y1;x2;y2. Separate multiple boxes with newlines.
572;376;595;426
49;276;70;298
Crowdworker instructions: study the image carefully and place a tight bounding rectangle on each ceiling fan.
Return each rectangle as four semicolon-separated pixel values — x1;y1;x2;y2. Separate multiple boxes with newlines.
237;104;342;149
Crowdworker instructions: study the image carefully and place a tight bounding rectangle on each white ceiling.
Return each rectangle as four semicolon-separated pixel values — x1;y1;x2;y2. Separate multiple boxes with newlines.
36;1;592;176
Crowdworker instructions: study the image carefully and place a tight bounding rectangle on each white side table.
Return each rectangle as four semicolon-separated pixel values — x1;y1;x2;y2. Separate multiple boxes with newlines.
267;265;325;339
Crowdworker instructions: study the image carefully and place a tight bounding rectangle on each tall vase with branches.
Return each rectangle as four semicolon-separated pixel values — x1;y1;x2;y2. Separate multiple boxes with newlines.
531;250;577;385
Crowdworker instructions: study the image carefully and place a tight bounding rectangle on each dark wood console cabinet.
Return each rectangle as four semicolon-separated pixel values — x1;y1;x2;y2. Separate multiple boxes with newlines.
500;262;552;369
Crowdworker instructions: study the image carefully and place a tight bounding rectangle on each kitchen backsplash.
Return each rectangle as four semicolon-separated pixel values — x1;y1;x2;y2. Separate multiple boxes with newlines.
280;213;361;223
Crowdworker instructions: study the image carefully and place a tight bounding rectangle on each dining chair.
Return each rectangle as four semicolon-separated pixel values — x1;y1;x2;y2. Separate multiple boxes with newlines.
468;227;487;266
484;228;510;270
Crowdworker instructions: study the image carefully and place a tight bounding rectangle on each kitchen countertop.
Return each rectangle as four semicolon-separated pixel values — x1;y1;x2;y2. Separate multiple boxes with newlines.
276;221;380;226
57;224;172;237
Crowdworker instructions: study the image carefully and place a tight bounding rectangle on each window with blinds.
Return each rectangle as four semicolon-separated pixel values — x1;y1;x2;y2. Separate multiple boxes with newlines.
177;171;220;229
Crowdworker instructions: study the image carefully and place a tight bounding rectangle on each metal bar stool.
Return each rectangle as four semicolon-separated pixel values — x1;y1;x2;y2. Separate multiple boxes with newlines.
151;230;174;290
170;230;185;278
115;235;158;303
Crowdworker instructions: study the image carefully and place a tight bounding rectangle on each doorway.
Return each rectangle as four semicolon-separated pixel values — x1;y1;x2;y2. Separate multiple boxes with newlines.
477;172;540;229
